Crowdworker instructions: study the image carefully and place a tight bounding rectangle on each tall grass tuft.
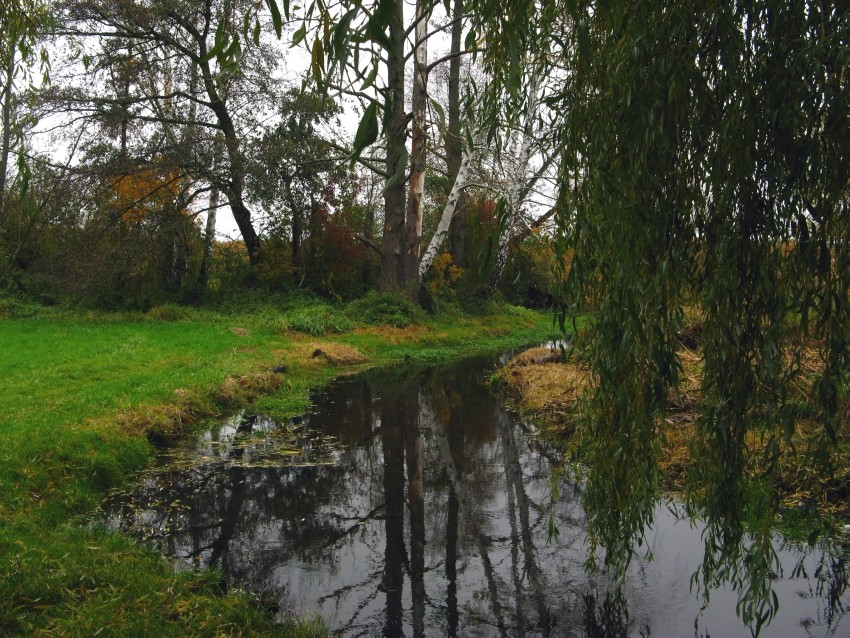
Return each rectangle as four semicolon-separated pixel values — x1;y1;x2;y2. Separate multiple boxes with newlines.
284;305;353;336
346;292;424;328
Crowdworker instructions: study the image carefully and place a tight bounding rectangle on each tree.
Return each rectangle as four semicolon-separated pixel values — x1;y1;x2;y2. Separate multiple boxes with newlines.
245;87;343;285
289;0;561;299
286;0;477;297
470;0;850;630
445;0;468;267
54;0;280;266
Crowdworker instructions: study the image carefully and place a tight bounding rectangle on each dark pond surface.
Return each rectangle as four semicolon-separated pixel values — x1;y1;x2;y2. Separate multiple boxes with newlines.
105;355;850;637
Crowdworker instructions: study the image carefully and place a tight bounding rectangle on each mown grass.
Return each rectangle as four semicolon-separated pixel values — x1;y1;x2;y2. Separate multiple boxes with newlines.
0;299;556;636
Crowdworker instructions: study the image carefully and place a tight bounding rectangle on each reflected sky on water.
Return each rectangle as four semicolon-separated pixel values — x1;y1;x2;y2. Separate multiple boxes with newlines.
105;356;850;637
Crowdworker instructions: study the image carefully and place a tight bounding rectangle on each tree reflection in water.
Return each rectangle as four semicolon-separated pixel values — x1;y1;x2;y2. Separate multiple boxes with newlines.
104;357;850;637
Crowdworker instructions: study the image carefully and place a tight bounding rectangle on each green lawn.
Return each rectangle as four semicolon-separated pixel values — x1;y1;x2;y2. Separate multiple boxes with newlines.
0;304;556;636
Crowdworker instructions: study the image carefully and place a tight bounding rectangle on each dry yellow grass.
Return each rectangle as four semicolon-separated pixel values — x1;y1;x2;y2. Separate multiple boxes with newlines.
307;342;371;366
499;343;849;510
118;370;284;444
278;336;372;369
498;347;589;432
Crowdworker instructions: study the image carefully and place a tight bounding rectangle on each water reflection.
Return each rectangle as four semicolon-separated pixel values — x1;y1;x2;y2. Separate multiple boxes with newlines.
105;357;850;637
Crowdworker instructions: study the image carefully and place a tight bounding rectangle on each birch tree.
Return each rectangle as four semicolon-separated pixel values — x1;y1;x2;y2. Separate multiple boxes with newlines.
287;0;564;297
418;129;479;277
291;0;479;297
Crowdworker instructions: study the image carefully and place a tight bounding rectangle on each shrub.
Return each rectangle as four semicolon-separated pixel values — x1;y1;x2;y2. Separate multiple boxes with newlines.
346;292;424;328
0;296;41;318
146;303;192;321
500;238;559;308
423;253;463;310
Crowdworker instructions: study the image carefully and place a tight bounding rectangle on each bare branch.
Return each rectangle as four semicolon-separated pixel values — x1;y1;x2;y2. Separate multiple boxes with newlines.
355;233;383;256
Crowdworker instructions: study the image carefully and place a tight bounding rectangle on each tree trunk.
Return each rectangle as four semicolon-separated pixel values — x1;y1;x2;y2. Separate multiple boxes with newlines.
363;199;375;289
446;0;466;268
403;0;431;299
284;177;302;284
307;195;320;271
379;0;407;293
0;45;16;224
119;42;131;161
419;131;479;278
197;31;261;266
197;178;219;290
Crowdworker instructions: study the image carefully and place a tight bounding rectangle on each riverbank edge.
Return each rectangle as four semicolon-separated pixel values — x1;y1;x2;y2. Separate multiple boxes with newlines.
492;344;850;539
1;306;559;636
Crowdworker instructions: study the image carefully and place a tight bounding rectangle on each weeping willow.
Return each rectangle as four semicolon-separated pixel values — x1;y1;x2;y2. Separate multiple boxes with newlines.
473;0;849;630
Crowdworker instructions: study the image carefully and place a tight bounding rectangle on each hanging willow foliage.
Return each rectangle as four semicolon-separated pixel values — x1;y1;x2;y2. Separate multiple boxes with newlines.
471;0;849;631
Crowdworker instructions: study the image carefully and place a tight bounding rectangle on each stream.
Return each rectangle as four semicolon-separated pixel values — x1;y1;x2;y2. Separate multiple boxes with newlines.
104;354;850;637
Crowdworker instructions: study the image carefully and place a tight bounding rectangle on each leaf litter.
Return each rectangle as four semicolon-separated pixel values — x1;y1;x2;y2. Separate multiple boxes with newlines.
103;411;343;543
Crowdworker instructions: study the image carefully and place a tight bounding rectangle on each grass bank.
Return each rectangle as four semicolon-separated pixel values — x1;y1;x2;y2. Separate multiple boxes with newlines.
0;298;558;636
494;341;850;537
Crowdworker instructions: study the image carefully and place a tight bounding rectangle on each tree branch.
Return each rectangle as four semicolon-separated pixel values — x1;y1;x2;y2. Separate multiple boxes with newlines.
354;233;383;256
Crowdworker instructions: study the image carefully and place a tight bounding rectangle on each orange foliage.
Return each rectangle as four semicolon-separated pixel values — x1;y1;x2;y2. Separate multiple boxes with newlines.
112;166;185;223
425;252;463;305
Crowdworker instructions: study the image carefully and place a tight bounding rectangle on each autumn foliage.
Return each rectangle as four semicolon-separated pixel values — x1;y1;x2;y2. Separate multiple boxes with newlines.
111;167;186;224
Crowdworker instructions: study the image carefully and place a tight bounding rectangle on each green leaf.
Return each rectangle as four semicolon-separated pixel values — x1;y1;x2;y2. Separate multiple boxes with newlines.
366;21;393;51
360;62;379;91
311;36;325;82
202;21;227;62
383;143;408;193
223;36;241;62
372;0;395;27
291;24;307;48
331;9;356;71
16;150;30;196
242;11;251;39
464;28;476;52
429;97;446;142
266;0;283;38
577;18;590;63
333;9;356;53
350;102;379;166
366;0;395;50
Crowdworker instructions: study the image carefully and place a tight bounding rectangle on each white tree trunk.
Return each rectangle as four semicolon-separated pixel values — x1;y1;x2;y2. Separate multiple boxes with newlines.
490;72;542;288
419;131;480;278
404;0;430;292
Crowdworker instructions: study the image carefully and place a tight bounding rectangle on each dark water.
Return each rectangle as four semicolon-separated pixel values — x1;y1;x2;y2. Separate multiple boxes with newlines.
105;356;850;637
